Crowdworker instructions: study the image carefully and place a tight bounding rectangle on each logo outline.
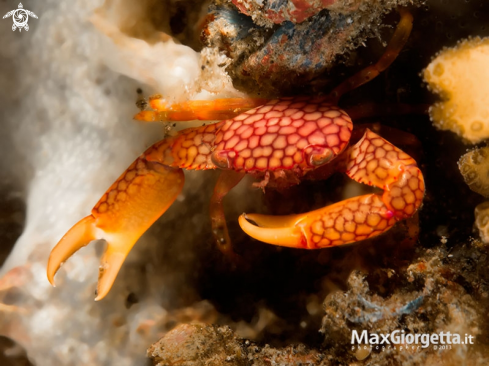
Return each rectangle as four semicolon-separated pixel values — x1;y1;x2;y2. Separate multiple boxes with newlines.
3;3;38;32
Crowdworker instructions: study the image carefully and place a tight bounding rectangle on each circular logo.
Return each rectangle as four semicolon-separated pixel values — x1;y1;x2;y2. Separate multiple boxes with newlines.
12;9;28;28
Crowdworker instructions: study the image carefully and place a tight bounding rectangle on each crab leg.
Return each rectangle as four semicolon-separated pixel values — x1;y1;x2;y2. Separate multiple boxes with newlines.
47;155;184;300
329;9;413;102
210;170;245;258
134;96;268;122
47;121;236;300
239;129;424;249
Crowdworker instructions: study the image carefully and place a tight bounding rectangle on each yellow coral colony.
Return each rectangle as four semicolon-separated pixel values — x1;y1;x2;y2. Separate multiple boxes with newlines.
423;37;489;143
458;146;489;197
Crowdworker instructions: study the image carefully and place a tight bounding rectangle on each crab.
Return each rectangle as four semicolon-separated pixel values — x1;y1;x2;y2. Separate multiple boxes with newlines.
47;9;424;300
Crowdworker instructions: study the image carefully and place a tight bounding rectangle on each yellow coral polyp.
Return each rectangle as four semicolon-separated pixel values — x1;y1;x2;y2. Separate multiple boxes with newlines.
423;37;489;143
458;146;489;197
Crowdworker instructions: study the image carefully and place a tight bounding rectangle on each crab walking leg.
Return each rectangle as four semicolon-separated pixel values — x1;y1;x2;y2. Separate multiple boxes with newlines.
134;97;268;122
210;170;245;258
239;129;425;248
47;156;184;300
329;9;413;102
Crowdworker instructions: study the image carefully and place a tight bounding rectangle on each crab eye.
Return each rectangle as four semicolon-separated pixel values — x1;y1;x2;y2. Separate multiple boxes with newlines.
305;146;334;167
211;149;236;169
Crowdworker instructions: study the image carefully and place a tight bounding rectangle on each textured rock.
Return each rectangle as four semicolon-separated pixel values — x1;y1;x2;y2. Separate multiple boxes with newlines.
148;323;330;366
204;0;423;95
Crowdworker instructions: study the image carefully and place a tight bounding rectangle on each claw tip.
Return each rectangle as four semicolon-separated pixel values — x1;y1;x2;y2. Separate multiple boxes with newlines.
47;275;56;287
46;260;58;287
94;291;101;302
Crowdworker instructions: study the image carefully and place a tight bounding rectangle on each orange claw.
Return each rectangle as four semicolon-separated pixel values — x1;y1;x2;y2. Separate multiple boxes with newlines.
47;215;97;286
239;129;424;249
239;212;309;248
239;194;397;249
47;157;184;300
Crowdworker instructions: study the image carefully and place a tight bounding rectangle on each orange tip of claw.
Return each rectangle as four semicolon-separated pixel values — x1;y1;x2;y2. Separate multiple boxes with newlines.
47;215;137;301
238;213;307;248
94;249;126;301
47;215;97;287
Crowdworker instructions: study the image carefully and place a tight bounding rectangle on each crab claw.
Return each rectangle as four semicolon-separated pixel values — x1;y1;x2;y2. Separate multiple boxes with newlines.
239;194;398;249
46;214;138;301
47;215;97;287
238;213;308;248
47;157;184;300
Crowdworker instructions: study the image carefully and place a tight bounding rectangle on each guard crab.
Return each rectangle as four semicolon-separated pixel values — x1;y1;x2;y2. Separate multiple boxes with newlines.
47;10;424;300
